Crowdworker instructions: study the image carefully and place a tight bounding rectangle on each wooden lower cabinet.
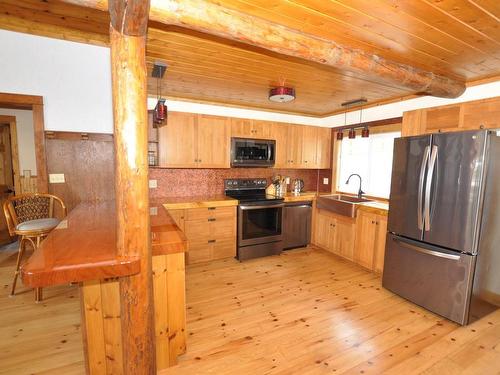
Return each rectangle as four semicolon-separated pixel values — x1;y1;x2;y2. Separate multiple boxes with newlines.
313;209;355;261
169;206;236;264
354;210;388;272
314;208;388;272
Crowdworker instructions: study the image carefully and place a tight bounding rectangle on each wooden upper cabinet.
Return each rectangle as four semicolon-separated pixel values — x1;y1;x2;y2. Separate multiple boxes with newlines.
159;112;230;168
301;126;317;168
231;118;253;138
252;120;273;138
401;109;425;137
159;112;197;168
425;104;461;133
462;97;500;130
315;127;332;169
271;122;288;168
197;115;230;168
402;97;500;136
231;118;272;139
286;125;303;168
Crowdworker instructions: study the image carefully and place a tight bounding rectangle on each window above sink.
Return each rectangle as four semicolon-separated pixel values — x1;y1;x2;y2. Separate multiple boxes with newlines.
336;126;401;199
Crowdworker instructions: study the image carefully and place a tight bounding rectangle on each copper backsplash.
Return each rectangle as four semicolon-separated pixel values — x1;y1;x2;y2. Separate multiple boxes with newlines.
149;168;331;198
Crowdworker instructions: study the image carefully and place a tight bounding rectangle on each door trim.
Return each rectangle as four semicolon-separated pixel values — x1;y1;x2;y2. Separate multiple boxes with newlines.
0;115;21;195
0;92;48;193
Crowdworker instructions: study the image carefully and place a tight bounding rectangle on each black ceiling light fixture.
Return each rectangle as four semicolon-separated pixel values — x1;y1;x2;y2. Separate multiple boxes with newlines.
152;61;168;126
340;98;368;140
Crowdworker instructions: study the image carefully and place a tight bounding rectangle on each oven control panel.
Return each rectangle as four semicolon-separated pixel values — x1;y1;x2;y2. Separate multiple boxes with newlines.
224;178;267;190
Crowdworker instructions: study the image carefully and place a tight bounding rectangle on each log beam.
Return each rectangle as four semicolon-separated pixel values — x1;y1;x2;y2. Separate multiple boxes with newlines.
109;0;155;373
61;0;465;98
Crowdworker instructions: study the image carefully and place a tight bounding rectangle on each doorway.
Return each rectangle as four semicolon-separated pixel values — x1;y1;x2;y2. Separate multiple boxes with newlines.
0;116;21;245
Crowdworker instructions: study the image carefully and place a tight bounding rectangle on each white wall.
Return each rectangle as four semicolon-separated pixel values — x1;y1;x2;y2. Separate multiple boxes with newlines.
0;30;113;133
0;108;37;175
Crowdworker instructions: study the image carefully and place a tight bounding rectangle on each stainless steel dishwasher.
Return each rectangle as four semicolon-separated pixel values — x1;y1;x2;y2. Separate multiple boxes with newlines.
283;201;312;250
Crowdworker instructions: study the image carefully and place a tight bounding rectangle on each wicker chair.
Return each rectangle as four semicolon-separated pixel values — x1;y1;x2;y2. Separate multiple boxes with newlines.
3;193;67;302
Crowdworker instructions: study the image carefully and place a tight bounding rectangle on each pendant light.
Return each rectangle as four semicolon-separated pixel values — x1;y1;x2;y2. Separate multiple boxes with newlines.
152;61;168;126
337;110;347;141
359;105;369;138
348;128;356;139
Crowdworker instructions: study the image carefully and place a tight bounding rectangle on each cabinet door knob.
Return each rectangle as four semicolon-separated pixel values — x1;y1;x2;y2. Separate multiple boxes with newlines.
371;220;375;224
208;218;216;222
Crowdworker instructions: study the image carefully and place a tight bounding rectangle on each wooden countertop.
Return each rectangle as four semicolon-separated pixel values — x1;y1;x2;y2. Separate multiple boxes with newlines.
162;195;238;210
282;191;319;202
357;201;389;215
21;200;186;288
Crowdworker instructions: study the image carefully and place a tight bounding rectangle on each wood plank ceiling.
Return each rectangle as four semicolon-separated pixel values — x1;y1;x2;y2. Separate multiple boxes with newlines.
0;0;499;116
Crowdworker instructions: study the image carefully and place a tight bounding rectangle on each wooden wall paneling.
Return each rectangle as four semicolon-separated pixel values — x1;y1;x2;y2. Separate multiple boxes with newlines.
152;254;171;370
159;111;197;168
196;115;230;168
166;252;187;362
45;135;115;212
99;279;124;373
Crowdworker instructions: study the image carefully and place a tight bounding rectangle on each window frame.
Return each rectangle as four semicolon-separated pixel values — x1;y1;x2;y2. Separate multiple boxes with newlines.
331;121;402;201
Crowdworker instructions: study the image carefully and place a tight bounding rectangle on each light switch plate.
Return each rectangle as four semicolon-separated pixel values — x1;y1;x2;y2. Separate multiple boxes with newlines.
323;178;329;185
150;207;158;216
49;173;65;183
149;179;158;188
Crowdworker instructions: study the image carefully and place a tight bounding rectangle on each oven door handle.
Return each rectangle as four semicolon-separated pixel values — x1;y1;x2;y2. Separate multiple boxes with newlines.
239;203;284;210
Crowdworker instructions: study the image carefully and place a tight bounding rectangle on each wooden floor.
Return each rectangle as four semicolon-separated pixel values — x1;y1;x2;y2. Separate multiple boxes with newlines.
1;246;499;374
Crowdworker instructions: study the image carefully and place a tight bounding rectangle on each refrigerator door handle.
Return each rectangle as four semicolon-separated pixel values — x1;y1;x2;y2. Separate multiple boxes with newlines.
418;146;430;230
424;145;438;231
393;237;461;260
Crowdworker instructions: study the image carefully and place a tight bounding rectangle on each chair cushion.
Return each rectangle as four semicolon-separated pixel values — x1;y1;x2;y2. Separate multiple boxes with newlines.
16;218;60;232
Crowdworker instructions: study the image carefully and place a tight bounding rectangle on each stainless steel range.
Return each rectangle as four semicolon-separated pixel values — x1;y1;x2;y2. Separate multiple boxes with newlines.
224;178;284;261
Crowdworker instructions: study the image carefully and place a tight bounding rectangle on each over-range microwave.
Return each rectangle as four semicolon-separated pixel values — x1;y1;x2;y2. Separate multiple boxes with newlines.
230;137;276;167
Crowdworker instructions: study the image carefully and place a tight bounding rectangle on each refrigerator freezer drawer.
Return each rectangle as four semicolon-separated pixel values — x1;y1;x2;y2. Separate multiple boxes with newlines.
382;234;475;325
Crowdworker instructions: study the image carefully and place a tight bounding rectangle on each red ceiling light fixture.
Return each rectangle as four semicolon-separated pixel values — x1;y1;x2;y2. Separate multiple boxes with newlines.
361;126;370;138
348;128;356;139
336;131;344;141
152;61;168;126
269;78;296;103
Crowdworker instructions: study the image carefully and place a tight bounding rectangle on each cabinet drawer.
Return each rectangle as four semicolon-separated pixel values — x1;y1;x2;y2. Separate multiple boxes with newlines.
212;218;236;239
185;206;235;221
212;238;236;260
184;220;210;240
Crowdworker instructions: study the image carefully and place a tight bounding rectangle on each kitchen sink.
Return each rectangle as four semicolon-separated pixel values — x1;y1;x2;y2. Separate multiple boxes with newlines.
316;194;373;218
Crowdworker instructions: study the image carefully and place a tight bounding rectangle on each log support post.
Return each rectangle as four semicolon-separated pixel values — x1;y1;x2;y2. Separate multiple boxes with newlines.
109;0;154;373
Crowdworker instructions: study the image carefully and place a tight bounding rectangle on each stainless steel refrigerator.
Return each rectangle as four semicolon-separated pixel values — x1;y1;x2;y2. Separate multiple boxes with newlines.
383;130;500;325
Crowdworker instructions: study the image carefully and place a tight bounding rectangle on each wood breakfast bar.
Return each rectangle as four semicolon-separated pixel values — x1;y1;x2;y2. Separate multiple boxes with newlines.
20;200;188;374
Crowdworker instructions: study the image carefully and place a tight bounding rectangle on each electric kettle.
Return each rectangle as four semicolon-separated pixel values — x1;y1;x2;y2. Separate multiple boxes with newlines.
291;178;304;194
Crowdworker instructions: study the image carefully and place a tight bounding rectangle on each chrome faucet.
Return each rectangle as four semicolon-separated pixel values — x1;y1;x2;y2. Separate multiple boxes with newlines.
346;174;365;199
